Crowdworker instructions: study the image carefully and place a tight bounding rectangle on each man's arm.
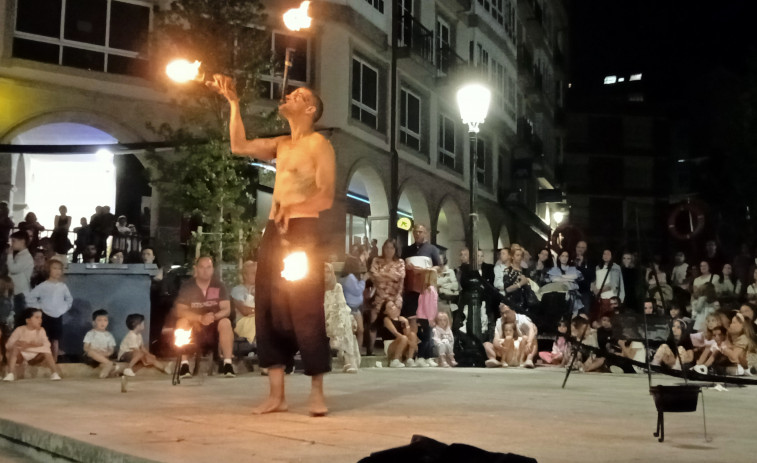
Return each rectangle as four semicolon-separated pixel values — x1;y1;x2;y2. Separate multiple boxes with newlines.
207;74;283;161
174;302;201;323
214;300;231;320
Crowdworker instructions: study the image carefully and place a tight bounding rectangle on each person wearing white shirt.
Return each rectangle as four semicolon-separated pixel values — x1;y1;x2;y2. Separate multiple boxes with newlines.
7;231;33;305
670;252;690;288
493;248;510;294
692;261;720;295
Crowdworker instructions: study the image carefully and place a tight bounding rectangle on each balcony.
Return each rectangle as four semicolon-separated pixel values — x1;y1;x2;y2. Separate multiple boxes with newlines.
517;46;535;91
435;43;469;83
397;13;434;67
517;0;545;45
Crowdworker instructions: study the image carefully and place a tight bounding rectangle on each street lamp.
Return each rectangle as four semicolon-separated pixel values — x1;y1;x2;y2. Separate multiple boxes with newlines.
457;82;490;341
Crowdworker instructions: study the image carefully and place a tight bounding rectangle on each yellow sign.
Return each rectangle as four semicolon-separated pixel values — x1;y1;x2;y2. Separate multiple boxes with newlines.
397;217;413;231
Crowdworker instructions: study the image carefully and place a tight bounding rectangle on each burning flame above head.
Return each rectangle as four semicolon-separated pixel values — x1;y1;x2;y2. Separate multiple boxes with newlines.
283;1;312;31
166;59;202;83
174;328;192;347
282;251;308;281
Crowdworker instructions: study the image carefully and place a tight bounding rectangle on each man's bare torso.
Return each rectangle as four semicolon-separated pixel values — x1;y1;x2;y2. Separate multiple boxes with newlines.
271;132;328;220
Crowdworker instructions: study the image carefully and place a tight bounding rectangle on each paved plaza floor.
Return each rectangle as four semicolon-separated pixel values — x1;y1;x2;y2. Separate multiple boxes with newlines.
0;366;755;462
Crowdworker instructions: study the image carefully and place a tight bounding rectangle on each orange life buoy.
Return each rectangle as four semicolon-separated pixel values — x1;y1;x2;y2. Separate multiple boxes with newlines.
667;202;705;240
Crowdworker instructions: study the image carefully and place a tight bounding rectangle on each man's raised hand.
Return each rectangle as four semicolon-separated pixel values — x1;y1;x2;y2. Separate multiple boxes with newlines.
206;74;239;102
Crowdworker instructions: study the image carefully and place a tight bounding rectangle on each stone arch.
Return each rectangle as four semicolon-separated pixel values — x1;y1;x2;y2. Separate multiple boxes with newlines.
478;213;495;264
436;195;466;268
1;110;143;145
398;181;431;247
497;224;511;249
345;161;390;248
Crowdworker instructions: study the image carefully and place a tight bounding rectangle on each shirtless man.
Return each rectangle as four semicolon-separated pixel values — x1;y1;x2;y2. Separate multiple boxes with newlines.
209;75;335;416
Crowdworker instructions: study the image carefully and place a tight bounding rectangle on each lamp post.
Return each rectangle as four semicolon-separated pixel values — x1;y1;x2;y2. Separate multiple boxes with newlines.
457;83;490;341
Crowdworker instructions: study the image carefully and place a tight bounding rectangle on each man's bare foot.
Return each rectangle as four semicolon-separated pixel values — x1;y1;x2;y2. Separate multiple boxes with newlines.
252;396;288;415
308;392;328;417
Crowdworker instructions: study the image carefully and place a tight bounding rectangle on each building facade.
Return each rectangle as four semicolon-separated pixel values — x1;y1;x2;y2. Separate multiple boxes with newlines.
0;0;569;267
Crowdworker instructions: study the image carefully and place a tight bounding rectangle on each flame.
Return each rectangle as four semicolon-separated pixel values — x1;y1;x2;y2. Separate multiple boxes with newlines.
282;251;308;281
166;59;202;83
283;1;312;31
174;328;192;347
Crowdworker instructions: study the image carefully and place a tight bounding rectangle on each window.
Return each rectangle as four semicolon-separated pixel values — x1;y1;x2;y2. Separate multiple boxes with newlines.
351;57;380;129
399;0;413;48
13;0;151;78
478;0;504;26
399;88;421;151
471;136;492;188
365;0;384;13
259;32;309;100
435;17;451;75
438;114;457;171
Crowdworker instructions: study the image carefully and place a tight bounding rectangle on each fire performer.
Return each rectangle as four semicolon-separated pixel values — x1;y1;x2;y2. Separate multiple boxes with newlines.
208;75;335;416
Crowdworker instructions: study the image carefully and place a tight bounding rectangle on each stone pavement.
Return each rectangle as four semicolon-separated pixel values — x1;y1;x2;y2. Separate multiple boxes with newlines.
0;366;755;462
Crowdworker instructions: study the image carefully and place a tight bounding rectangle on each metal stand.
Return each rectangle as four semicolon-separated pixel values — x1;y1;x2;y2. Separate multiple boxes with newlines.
280;48;296;102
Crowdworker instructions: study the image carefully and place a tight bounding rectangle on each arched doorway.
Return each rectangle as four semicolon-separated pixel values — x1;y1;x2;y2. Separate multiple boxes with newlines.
346;163;389;253
478;214;495;264
436;196;466;268
497;225;511;250
398;183;431;248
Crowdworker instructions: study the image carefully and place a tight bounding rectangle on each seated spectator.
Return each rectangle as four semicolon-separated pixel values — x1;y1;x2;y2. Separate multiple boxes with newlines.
339;256;365;357
738;303;757;335
718;263;742;298
118;313;168;376
113;215;131;251
746;268;757;299
693;325;727;374
531;248;553;287
174;256;235;378
368;239;405;355
140;247;163;281
82;244;100;264
436;254;459;314
484;318;521;368
28;259;72;361
613;336;647;374
596;314;616;356
83;309;118;378
485;303;538;368
569;314;605;372
324;263;360;373
377;300;416;368
719;312;756;375
691;282;717;332
231;261;256;344
432;312;456;367
538;318;570;366
651;319;694;370
692;261;720;295
3;308;61;381
690;313;720;349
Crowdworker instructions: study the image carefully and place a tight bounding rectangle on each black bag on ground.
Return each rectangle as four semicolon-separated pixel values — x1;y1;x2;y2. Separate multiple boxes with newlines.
359;435;538;463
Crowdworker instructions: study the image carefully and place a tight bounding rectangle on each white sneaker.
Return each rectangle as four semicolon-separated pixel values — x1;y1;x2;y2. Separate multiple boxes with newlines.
485;359;502;368
405;358;416;368
426;358;438;367
609;365;624;374
50;373;61;381
522;359;535;369
123;368;136;377
3;373;14;382
389;359;405;368
416;358;429;368
692;365;708;375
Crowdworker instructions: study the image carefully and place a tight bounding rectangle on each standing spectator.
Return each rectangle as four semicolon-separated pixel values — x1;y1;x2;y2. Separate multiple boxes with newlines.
0;276;13;364
141;247;163;281
718;263;742;298
50;205;73;263
174;256;235;378
18;212;44;250
670;251;690;289
531;248;553;287
691;282;718;332
90;206;106;258
28;259;72;361
324;263;360;373
692;261;720;295
30;249;48;289
339;256;365;355
7;231;33;316
72;218;93;263
0;202;14;268
401;224;441;368
546;251;585;316
436;254;459;316
500;247;530;314
704;240;725;275
101;206;116;244
231;261;257;344
493;248;511;295
113;215;131;251
368;239;405;355
574;241;594;312
591;249;625;321
620;252;641;311
745;268;757;300
53;205;71;231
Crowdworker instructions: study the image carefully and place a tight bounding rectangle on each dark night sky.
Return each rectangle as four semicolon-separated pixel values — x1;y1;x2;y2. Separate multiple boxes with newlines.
569;0;757;101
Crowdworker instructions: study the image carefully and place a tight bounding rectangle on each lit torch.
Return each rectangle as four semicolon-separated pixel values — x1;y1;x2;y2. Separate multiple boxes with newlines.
165;59;205;84
282;251;308;282
171;328;192;385
279;1;312;102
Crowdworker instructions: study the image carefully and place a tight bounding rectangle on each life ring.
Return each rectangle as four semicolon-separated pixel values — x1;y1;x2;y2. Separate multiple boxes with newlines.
667;202;705;240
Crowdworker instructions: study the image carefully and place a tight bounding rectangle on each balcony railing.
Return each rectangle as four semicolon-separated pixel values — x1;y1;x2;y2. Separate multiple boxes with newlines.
435;43;466;77
398;13;434;66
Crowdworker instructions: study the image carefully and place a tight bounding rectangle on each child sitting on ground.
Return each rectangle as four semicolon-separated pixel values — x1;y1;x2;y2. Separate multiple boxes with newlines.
651;318;694;370
377;300;416;368
3;308;61;381
118;313;169;376
484;303;537;368
711;312;756;376
538;319;570;366
83;309;117;378
693;325;727;374
432;312;456;367
569;314;605;372
28;259;73;361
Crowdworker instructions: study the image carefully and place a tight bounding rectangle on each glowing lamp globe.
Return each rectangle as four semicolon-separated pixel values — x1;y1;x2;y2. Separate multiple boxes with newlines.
456;83;491;133
283;1;312;31
553;211;565;224
166;59;202;83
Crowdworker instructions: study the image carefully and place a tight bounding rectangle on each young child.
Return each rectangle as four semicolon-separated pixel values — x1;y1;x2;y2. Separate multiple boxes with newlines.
3;308;61;381
538;319;570;366
416;270;439;367
651;318;694;370
484;303;537;368
377;300;416;367
83;309;117;378
118;313;168;376
432;312;456;367
716;312;756;375
570;314;605;372
28;259;73;361
693;325;727;374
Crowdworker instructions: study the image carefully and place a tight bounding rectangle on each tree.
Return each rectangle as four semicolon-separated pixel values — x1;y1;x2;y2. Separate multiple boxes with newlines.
148;0;280;270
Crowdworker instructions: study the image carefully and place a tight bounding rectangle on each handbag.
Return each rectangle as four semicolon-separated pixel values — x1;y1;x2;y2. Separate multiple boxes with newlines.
522;285;540;308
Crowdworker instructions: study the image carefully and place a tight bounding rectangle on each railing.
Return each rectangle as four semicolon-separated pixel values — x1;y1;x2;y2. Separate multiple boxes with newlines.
435;42;466;77
398;13;434;66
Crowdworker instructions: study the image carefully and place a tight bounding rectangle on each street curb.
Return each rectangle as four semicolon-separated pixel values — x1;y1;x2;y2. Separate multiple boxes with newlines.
0;418;160;463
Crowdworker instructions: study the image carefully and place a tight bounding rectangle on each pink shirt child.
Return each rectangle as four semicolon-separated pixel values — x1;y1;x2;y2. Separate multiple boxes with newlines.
416;286;438;322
